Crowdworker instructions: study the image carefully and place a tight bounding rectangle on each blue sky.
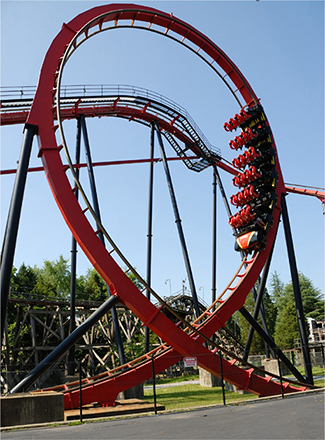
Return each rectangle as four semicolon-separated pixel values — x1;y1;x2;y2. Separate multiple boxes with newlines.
1;0;324;303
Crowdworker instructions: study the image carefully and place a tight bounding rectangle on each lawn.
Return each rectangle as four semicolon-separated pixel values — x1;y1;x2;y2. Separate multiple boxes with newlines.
286;366;325;388
297;366;324;376
144;383;256;410
144;367;324;411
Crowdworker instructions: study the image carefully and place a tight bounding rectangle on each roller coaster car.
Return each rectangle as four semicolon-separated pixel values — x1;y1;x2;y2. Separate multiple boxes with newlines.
234;198;274;252
227;103;278;253
251;148;276;171
247;131;273;152
251;169;278;190
223;104;265;133
239;104;267;130
234;229;266;252
249;191;277;213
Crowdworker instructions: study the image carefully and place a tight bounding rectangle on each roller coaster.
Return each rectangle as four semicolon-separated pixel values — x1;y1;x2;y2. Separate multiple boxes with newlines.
1;4;324;410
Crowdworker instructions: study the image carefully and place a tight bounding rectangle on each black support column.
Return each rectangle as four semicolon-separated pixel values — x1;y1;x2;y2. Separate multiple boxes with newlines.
154;121;200;319
211;167;217;308
145;123;155;353
80;115;126;366
239;306;306;383
67;118;82;376
242;240;276;361
281;193;313;385
0;123;37;341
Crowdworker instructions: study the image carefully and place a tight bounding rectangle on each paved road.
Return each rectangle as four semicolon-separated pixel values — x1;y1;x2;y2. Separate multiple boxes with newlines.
2;392;324;439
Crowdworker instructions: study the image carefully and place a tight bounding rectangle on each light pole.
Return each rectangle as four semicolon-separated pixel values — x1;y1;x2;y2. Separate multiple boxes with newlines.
199;286;205;303
165;279;172;296
182;279;187;295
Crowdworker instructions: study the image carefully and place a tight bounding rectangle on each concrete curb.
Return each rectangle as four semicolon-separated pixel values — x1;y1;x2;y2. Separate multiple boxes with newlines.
1;387;323;432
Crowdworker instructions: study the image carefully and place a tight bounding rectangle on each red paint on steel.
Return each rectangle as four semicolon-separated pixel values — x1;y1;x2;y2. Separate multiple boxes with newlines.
0;111;30;125
23;3;301;407
1;104;196;146
285;185;325;202
0;157;192;175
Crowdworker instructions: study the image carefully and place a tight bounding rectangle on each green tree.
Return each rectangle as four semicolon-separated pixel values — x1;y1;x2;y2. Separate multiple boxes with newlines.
236;287;277;355
273;272;323;349
6;263;38;348
79;267;145;302
299;273;324;320
306;302;324;321
274;301;301;349
269;271;285;312
81;268;108;301
262;290;277;338
12;263;38;294
9;266;18;292
32;256;71;297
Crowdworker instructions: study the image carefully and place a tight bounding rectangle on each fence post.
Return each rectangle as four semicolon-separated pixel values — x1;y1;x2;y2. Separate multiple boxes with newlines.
276;350;284;399
79;361;83;423
219;351;226;406
151;355;157;414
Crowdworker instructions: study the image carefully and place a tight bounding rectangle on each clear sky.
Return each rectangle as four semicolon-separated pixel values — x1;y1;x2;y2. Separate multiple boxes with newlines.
1;0;324;304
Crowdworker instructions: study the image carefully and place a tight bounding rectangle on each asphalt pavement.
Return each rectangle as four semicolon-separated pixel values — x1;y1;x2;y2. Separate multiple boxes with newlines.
1;391;324;440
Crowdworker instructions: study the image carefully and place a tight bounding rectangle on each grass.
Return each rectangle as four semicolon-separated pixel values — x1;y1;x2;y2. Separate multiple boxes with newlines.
296;366;325;376
145;366;325;410
286;366;325;388
312;379;324;387
144;383;256;410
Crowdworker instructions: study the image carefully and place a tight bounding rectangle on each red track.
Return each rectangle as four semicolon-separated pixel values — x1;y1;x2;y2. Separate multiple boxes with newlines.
285;185;325;203
6;4;311;407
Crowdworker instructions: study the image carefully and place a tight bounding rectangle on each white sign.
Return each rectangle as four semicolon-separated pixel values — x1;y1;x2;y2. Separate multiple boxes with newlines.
184;356;197;368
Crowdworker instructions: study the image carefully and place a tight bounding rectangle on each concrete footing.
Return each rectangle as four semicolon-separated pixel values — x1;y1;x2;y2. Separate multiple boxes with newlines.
1;392;64;427
199;367;248;394
199;367;223;387
262;359;291;376
117;382;144;400
199;367;266;395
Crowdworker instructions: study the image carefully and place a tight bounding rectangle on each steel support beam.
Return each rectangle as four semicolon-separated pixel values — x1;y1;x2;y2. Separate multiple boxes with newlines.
154;121;200;319
145;123;155;352
239;306;306;383
250;285;272;358
211;167;217;308
0;123;37;341
67;118;82;375
80;115;126;366
10;294;119;393
281;194;313;385
243;240;276;361
213;165;232;219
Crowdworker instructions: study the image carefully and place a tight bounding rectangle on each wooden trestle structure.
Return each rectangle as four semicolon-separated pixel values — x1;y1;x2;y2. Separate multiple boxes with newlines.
1;292;243;393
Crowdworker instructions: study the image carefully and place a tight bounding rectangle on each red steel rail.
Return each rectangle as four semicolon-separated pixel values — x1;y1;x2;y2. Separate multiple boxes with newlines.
285;185;325;203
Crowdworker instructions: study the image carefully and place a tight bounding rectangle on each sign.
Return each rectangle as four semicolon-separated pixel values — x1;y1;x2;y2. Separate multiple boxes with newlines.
183;356;197;368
